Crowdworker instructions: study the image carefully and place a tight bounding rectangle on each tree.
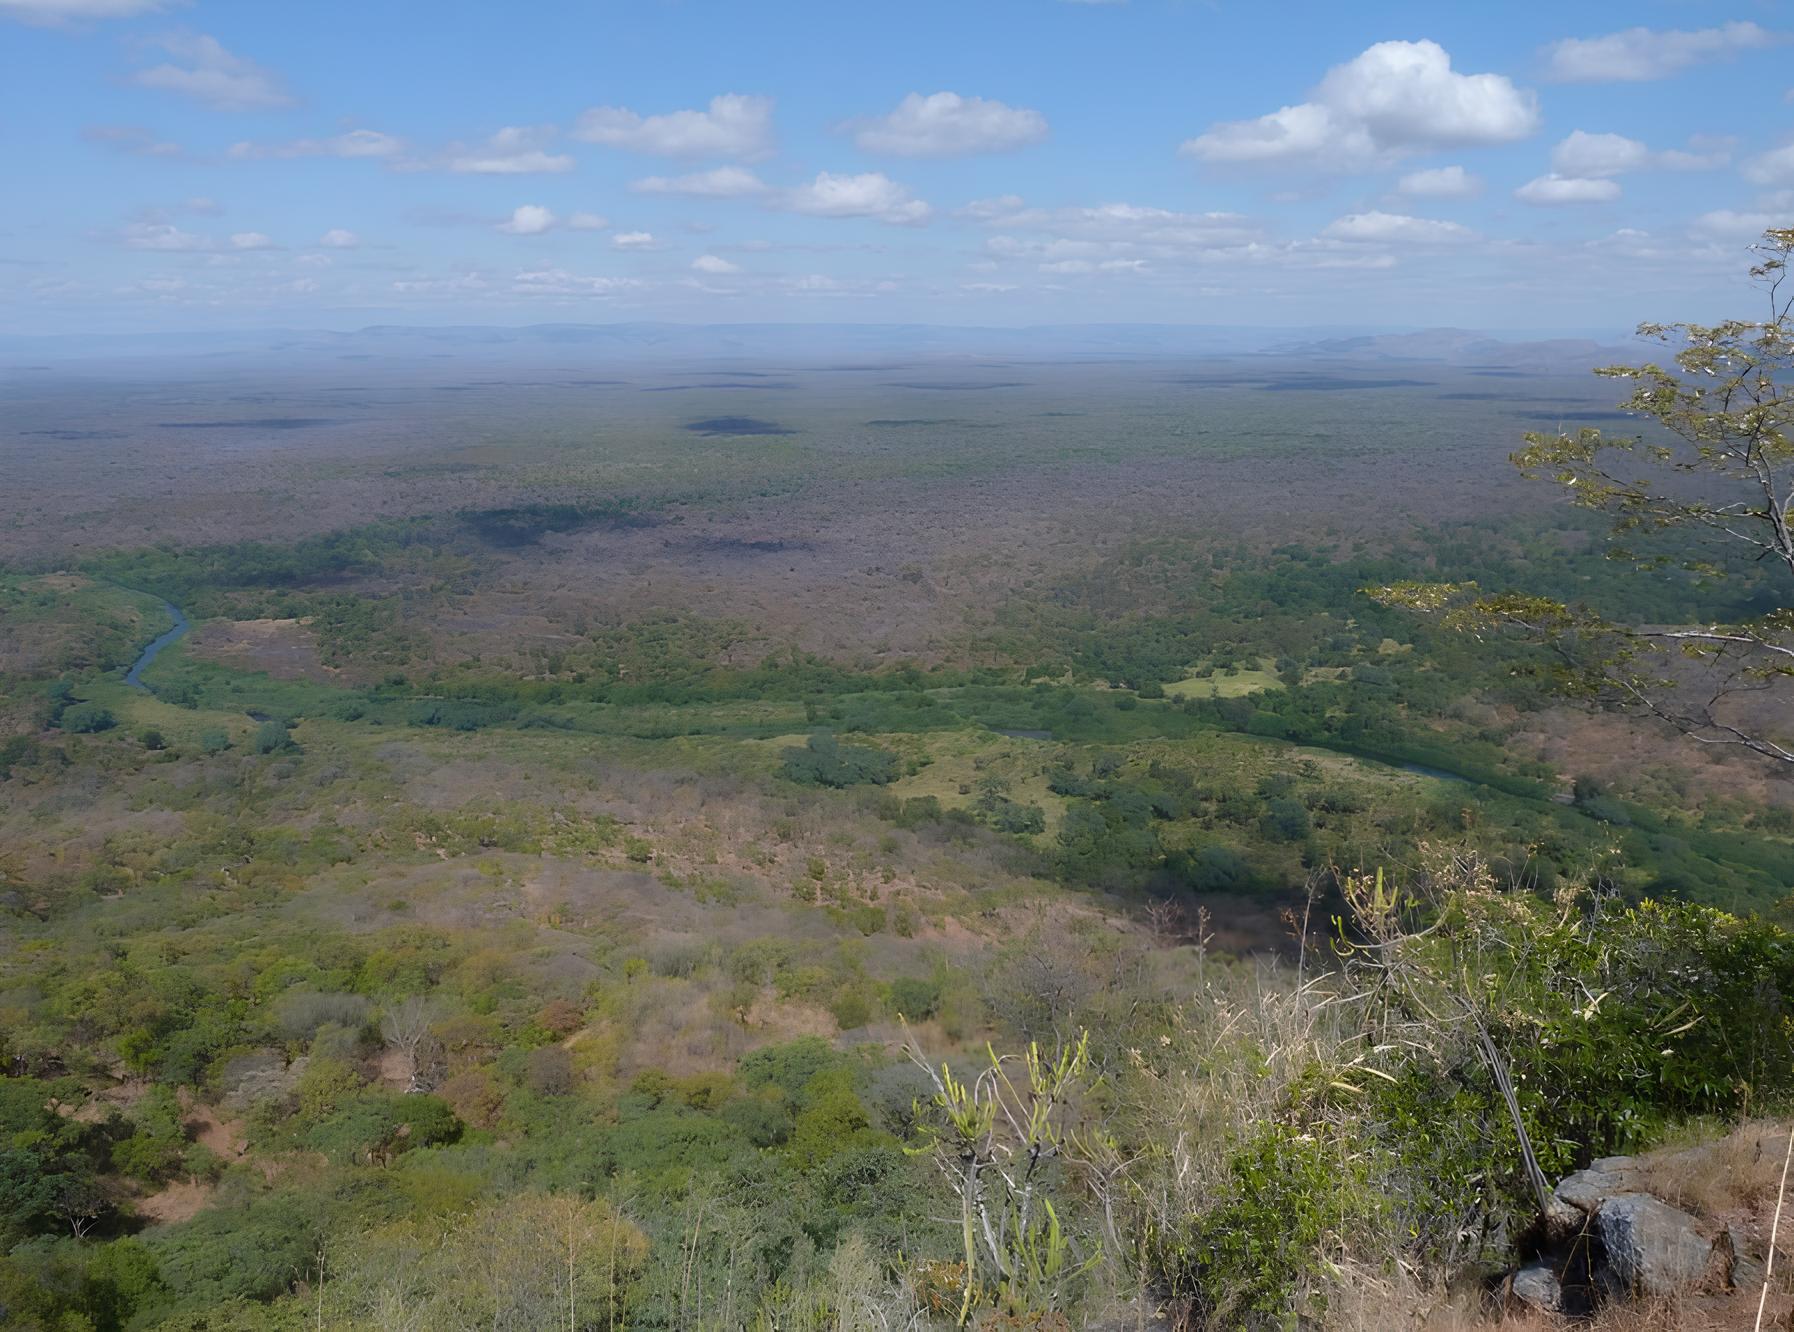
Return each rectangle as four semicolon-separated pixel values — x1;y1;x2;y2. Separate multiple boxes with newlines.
378;996;443;1094
1374;227;1794;764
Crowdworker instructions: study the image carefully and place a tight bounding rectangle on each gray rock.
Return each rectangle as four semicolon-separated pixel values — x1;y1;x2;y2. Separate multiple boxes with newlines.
1553;1163;1635;1211
1510;1262;1563;1313
1593;1192;1718;1296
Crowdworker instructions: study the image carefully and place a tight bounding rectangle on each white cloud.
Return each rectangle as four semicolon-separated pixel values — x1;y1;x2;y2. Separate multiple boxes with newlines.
318;228;359;248
0;0;171;23
1543;22;1778;83
130;33;290;111
782;171;931;225
228;231;273;250
120;220;207;250
1692;209;1781;238
630;165;769;197
1514;174;1621;205
611;231;657;250
1745;144;1794;185
573;93;772;158
1182;40;1537;168
1394;165;1480;198
496;205;556;236
567;212;609;230
1321;210;1476;244
228;129;405;161
960;194;1028;219
1551;131;1649;178
851;92;1047;157
691;254;740;275
1039;258;1149;274
1548;130;1728;178
510;269;640;298
443;126;572;175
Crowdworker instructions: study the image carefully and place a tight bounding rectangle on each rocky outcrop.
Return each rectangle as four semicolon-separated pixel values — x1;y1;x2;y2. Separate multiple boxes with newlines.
1503;1137;1783;1317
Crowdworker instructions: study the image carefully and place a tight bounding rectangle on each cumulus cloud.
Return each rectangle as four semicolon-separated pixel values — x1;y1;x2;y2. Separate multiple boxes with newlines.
1182;39;1537;168
1514;174;1621;205
130;33;290;111
496;205;556;235
630;165;769;197
691;254;740;275
573;93;773;158
1543;22;1778;82
228;129;405;161
1321;211;1476;244
1394;165;1480;198
442;126;572;174
851;92;1047;157
228;231;273;249
1549;129;1728;177
318;228;359;248
1551;131;1649;178
611;231;658;250
782;171;931;225
1;0;171;23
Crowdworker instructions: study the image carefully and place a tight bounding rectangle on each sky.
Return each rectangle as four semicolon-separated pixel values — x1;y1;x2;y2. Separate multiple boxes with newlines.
4;0;1794;335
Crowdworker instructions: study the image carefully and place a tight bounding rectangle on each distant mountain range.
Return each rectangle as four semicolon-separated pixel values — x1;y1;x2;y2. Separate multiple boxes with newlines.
0;321;1641;369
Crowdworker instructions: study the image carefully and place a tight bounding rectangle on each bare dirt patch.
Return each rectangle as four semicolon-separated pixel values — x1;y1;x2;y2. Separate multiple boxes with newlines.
188;617;337;683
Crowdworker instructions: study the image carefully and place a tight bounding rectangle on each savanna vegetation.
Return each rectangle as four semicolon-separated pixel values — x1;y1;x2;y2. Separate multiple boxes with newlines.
4;238;1794;1329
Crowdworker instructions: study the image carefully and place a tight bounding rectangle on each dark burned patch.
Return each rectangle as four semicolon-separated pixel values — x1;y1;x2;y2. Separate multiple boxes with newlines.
883;381;1028;390
672;369;783;378
1438;393;1596;403
1263;377;1432;391
21;429;127;441
1171;375;1431;391
459;501;658;549
664;535;815;557
683;417;797;436
646;382;798;392
157;418;337;429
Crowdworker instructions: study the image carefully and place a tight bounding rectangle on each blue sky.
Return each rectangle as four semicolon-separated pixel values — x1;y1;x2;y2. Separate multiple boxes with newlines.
4;0;1794;333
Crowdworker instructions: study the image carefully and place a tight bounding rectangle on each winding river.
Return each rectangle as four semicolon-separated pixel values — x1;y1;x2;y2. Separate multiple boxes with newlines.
125;596;190;689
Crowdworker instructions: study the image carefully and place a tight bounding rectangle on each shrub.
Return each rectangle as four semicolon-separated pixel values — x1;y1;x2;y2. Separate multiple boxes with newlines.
60;704;116;734
780;734;900;788
251;721;296;755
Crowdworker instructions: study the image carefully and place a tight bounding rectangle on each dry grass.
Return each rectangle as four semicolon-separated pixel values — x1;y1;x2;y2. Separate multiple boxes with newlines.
1639;1120;1794;1219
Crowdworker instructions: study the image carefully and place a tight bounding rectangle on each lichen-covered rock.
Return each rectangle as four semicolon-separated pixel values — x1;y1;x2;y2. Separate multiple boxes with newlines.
1593;1192;1719;1297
